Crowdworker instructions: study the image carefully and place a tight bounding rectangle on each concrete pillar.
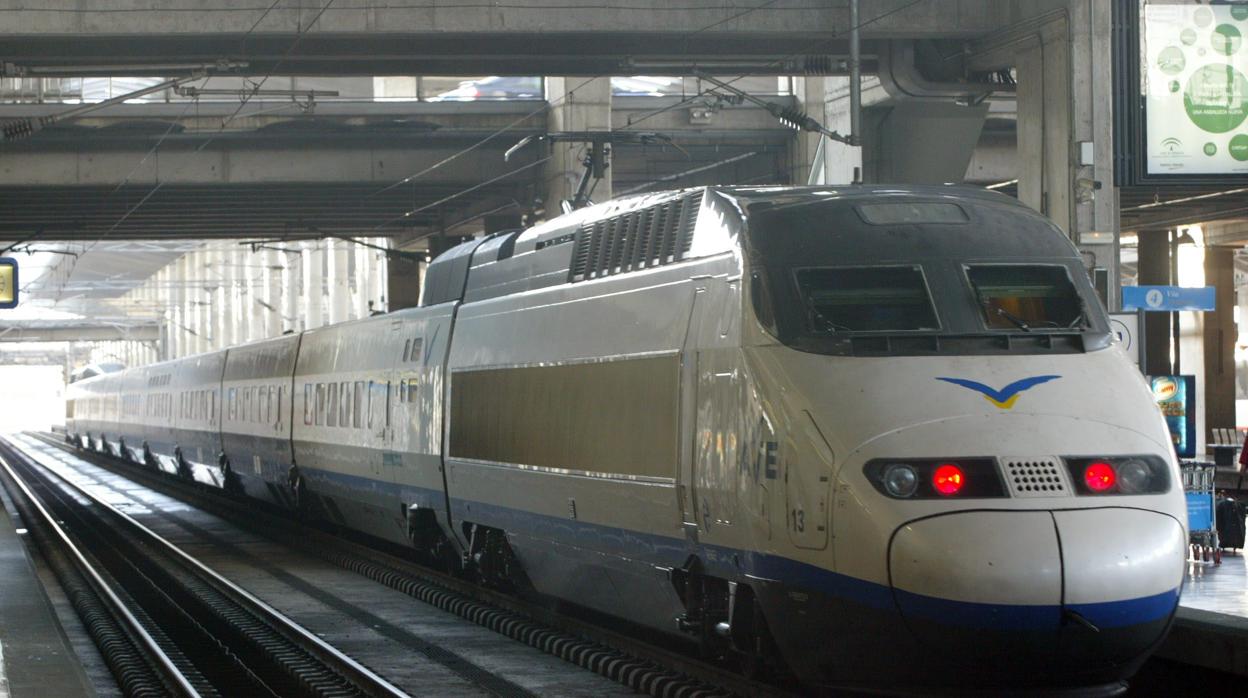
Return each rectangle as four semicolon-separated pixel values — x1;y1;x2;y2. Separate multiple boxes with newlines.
354;239;371;319
264;247;282;338
189;250;207;355
544;77;612;212
373;243;388;314
1137;230;1171;377
1204;247;1236;433
171;256;185;358
303;241;324;330
388;251;422;312
792;76;827;185
243;246;261;342
328;238;351;325
283;247;299;333
208;247;225;350
818;77;866;185
1012;2;1118;308
227;246;243;347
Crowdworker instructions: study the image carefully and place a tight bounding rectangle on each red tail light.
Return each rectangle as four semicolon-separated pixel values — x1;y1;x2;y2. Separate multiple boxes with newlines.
932;463;965;495
1084;461;1116;492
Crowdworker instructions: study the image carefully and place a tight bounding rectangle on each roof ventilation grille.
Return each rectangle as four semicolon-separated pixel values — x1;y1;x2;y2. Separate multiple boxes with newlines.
569;191;702;282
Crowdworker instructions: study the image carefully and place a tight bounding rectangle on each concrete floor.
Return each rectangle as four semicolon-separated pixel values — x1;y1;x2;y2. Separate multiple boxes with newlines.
0;477;94;698
1182;550;1248;618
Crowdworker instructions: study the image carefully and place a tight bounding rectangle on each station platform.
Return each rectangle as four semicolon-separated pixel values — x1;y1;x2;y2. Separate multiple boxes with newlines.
0;489;93;698
1157;553;1248;677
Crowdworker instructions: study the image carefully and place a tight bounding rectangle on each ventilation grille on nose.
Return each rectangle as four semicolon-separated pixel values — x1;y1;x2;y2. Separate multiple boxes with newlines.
1002;457;1071;498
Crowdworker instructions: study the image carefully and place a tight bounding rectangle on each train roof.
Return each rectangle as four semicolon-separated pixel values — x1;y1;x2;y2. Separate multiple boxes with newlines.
427;184;1050;307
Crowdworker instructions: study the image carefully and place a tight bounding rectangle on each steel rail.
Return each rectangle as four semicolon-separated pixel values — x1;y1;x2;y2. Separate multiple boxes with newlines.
2;434;409;698
0;444;201;698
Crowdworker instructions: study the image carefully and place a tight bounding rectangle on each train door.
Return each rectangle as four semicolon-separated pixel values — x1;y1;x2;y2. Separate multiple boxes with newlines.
679;282;708;540
681;275;743;544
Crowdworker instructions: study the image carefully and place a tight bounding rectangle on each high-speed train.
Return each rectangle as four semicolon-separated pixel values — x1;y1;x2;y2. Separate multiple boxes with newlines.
67;185;1187;694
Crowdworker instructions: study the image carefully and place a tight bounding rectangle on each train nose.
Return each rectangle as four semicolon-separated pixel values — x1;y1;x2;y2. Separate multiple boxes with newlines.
888;509;1184;684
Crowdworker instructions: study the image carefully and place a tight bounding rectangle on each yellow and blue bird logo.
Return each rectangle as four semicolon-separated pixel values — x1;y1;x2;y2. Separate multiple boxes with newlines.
935;375;1061;410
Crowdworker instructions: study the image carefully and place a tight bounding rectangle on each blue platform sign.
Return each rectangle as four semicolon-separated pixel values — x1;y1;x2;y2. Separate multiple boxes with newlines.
1121;285;1215;312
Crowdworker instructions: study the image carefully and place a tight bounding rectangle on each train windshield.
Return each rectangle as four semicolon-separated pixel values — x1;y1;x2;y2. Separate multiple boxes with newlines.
796;266;939;333
966;265;1086;331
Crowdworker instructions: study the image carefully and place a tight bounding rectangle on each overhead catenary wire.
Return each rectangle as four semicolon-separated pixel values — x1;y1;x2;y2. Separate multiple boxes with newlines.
368;0;786;199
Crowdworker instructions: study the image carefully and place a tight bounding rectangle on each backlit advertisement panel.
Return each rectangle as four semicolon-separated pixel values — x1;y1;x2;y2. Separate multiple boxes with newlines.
1144;3;1248;174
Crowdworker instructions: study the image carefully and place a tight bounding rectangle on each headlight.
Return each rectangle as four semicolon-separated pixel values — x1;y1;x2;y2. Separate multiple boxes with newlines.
882;463;918;498
1116;459;1152;494
1063;456;1170;495
863;458;1006;499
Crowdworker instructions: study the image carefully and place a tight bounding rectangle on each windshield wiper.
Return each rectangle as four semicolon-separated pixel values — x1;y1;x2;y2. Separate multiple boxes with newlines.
989;304;1031;332
807;304;852;333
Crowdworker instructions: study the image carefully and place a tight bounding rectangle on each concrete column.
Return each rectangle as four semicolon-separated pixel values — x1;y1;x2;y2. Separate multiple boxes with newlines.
1204;247;1236;433
820;77;866;185
327;238;351;325
283;247;300;333
354;239;371;319
171;257;185;358
188;250;203;353
793;76;829;185
243;246;261;342
544;76;612;212
1137;230;1171;376
373;242;389;313
303;241;324;330
388;251;422;312
228;246;244;347
1012;3;1118;307
264;247;282;338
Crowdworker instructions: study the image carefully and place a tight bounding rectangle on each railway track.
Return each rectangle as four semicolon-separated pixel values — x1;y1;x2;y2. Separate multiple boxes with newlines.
0;434;408;698
19;432;800;698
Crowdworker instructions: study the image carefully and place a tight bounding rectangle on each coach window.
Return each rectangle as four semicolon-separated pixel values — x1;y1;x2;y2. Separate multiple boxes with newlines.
339;381;350;427
229;388;238;421
367;381;375;429
327;383;338;427
211;390;217;425
275;386;283;427
304;384;313;425
399;379;407;403
403;339;411;362
353;382;364;428
411;337;422;362
316;383;326;426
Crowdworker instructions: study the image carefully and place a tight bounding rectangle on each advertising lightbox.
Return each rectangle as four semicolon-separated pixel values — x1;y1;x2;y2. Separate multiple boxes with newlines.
1143;3;1248;175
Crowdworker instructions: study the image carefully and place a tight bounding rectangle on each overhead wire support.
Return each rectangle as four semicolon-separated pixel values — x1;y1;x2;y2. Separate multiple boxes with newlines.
692;71;852;145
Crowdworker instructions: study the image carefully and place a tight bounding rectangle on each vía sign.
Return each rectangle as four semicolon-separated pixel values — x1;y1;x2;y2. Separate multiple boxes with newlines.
1121;285;1215;312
